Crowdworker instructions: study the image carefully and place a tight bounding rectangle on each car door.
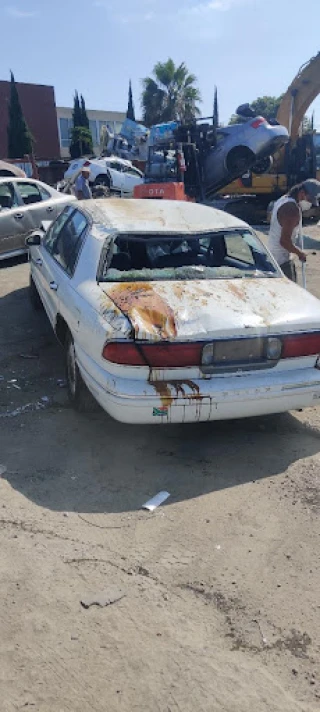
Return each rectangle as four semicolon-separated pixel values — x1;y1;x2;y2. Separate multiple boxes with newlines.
0;181;33;258
15;180;58;232
32;207;75;326
35;207;88;329
121;166;143;194
107;161;125;192
51;209;89;336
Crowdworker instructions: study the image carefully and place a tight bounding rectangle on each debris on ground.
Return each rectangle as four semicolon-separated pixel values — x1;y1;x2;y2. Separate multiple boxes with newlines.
0;401;47;419
57;379;67;388
142;491;170;511
19;353;39;360
0;465;7;476
81;588;126;609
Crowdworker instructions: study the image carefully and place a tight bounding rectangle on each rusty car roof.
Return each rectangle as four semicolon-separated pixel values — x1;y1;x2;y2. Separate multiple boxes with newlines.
80;198;247;237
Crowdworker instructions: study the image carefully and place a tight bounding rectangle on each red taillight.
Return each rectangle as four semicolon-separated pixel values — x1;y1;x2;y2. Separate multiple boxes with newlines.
102;341;202;367
282;333;320;359
142;343;201;367
251;117;267;129
102;342;146;366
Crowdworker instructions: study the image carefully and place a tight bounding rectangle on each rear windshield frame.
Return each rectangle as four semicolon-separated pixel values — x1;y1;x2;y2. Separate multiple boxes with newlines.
97;228;281;283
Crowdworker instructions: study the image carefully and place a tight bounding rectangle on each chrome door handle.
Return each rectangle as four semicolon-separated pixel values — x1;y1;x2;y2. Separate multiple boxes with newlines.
46;206;54;213
35;258;43;266
50;281;58;291
14;213;24;220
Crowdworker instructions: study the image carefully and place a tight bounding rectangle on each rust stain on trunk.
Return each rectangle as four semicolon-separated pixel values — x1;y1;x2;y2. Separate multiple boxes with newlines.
107;282;177;340
227;283;246;301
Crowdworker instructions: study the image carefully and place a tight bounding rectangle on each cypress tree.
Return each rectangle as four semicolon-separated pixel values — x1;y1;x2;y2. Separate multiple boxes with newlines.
213;86;219;128
70;91;93;158
7;71;32;158
80;94;90;129
72;91;82;128
126;80;135;121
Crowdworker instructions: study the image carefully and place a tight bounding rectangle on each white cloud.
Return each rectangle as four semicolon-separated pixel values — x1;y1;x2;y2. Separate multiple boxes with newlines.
185;0;251;13
5;6;37;18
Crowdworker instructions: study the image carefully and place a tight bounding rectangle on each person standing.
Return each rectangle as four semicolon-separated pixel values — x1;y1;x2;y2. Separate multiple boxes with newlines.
268;179;320;281
75;165;92;200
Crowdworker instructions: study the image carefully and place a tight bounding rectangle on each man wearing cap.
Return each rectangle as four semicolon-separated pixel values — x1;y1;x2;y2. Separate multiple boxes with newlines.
75;165;92;200
268;179;320;281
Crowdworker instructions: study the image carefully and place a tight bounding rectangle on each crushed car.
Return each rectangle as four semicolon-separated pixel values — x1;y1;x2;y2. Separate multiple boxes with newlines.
26;199;320;424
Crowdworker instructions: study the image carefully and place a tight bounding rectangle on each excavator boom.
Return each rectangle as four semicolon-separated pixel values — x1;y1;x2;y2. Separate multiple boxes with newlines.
276;51;320;140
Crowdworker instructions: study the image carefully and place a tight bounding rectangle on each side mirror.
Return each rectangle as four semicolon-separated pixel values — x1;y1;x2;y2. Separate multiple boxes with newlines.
25;231;42;247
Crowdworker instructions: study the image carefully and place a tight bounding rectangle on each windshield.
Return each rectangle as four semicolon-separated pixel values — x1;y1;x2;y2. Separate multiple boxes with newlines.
98;229;279;282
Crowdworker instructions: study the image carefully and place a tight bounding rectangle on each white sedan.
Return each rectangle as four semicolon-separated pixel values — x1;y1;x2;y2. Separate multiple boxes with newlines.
63;157;143;196
27;199;320;424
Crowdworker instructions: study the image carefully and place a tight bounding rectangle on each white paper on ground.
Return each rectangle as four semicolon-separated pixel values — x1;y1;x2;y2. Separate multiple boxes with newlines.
142;491;170;511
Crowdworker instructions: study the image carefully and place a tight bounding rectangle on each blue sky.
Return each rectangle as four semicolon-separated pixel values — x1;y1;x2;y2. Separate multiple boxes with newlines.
1;0;320;127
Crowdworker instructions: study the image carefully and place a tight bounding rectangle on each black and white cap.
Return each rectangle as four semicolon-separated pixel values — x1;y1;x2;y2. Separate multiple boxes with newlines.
302;179;320;206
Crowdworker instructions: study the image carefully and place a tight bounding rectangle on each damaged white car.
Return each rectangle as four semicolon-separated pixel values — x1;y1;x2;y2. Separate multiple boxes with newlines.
27;199;320;424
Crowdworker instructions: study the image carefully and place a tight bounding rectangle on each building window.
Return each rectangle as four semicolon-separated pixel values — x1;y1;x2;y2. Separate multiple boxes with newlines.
89;120;99;146
99;120;117;138
59;117;73;148
114;121;123;135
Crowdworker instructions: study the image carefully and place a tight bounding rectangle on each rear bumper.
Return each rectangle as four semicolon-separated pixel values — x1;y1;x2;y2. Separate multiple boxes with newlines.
256;133;288;158
78;354;320;424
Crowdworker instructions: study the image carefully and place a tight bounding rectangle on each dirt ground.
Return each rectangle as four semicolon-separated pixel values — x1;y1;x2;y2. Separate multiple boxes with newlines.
1;225;320;712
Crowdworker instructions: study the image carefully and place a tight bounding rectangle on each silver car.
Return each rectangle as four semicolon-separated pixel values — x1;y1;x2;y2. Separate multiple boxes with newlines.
0;178;76;261
204;118;289;197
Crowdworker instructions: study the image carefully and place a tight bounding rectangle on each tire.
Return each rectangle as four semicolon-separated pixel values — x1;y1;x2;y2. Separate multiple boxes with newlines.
65;332;98;413
29;275;43;311
94;174;111;189
226;147;255;176
91;185;111;199
252;156;273;175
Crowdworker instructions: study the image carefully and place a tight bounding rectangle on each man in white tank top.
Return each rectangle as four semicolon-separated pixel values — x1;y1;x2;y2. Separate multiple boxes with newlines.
268;179;320;281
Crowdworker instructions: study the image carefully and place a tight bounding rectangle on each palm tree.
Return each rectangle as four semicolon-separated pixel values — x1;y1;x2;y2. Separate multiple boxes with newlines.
141;58;201;126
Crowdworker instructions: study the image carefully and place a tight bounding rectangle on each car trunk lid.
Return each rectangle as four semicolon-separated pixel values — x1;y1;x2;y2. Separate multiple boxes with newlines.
100;277;320;342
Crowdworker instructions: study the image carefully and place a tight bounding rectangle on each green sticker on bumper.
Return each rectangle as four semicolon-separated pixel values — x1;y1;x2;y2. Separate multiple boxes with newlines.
153;407;168;417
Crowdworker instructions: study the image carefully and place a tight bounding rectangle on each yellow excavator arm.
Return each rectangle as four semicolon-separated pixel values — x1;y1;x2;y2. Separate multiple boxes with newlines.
276;51;320;140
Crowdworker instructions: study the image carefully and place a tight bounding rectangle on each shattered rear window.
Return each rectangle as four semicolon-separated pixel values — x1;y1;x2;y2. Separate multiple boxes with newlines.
98;230;279;282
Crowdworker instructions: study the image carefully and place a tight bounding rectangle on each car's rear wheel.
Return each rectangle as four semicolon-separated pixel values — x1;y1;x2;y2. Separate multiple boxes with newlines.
65;332;98;412
29;275;43;311
94;174;111;189
252;155;273;175
226;147;255;176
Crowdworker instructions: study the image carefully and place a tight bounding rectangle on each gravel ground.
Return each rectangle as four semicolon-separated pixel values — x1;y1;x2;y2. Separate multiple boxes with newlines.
0;223;320;712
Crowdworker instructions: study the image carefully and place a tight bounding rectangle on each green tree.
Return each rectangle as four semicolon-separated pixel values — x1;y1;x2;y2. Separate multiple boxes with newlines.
70;91;93;158
7;71;33;158
126;80;135;121
80;94;90;129
141;58;201;126
70;126;93;158
229;95;313;134
213;86;219;127
229;95;283;125
72;91;82;128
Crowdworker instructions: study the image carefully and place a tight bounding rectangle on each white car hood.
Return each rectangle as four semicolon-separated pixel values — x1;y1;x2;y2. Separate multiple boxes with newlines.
101;277;320;342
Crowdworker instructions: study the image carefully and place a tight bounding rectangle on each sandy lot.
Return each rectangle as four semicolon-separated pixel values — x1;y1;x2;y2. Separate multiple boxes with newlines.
0;225;320;712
